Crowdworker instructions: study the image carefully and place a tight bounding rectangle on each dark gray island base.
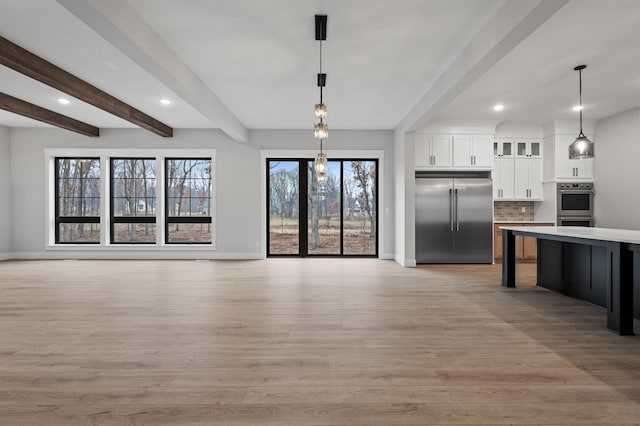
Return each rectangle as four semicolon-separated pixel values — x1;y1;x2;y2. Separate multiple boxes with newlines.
501;226;640;336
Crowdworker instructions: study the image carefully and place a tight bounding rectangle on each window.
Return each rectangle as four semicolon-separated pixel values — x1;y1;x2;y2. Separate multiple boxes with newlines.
49;150;215;248
55;158;100;244
110;158;157;244
267;158;378;256
165;158;212;244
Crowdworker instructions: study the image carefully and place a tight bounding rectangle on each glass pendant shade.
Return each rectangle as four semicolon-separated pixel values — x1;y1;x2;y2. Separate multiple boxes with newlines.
314;122;328;139
315;103;327;118
569;64;593;159
569;134;594;159
315;152;328;183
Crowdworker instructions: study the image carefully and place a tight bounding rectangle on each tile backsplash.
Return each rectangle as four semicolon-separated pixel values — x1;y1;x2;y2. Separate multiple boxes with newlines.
494;201;535;221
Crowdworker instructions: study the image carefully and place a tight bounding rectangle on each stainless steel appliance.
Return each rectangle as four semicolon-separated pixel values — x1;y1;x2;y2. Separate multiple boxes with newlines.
557;182;594;226
557;216;595;227
415;171;493;263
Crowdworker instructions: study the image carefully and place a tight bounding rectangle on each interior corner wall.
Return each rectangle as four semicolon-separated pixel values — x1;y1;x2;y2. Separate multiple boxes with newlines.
9;128;262;259
392;130;416;267
0;126;11;259
593;107;640;229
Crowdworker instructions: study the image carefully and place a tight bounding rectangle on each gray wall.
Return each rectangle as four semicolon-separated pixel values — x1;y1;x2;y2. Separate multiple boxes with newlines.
10;128;261;258
8;127;394;259
0;126;10;258
593;107;640;229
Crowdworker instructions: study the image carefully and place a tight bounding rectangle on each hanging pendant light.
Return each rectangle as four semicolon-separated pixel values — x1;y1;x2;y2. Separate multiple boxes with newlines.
569;65;594;159
313;15;329;183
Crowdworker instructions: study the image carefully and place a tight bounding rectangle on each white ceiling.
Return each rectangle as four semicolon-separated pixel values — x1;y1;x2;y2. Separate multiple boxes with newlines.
0;0;639;137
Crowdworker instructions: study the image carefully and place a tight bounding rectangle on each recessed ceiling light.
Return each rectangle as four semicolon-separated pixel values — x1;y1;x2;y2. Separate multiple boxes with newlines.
159;98;171;106
57;98;70;105
572;105;584;111
493;104;504;111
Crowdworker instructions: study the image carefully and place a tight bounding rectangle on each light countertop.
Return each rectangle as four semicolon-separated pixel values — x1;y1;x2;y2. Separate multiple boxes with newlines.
499;226;640;245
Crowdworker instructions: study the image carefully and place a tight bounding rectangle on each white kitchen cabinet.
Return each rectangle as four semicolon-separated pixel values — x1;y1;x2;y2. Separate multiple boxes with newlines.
515;139;542;158
514;158;543;200
493;157;514;200
453;135;492;167
494;139;513;158
415;134;452;167
555;135;593;179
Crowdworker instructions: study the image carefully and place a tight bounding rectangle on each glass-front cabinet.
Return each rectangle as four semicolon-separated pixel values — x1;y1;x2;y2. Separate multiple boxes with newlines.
493;139;513;158
515;139;541;158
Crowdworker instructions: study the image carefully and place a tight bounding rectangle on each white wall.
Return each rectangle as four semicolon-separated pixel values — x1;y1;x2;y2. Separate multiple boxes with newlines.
0;126;11;259
8;127;394;259
593;108;640;229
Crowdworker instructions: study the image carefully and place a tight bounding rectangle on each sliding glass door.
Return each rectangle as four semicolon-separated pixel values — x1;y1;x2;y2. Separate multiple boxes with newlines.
267;158;377;257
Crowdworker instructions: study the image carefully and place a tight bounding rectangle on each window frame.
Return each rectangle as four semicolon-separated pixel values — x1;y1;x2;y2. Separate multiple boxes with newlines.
165;157;213;245
109;157;157;245
54;157;101;245
266;157;379;258
46;149;217;250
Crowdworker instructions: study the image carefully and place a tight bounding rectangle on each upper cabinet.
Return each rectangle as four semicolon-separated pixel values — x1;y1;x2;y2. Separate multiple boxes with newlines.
415;134;452;168
515;140;542;158
555;135;593;180
452;135;492;167
493;137;544;201
415;134;492;169
494;140;513;158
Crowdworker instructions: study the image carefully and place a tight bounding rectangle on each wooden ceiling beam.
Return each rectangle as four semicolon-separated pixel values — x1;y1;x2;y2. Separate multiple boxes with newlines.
0;92;99;137
0;35;172;137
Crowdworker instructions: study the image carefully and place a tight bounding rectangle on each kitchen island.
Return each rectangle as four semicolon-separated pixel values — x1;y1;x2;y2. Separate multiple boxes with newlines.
500;226;640;336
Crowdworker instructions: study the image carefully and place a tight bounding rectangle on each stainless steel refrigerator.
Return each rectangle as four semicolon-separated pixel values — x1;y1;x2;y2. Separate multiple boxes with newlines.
415;171;493;263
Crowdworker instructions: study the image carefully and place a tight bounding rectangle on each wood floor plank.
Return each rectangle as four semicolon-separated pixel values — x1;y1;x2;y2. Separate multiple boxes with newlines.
1;258;640;425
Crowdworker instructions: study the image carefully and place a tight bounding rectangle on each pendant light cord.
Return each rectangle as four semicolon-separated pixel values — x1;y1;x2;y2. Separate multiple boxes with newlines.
319;40;323;105
578;68;584;137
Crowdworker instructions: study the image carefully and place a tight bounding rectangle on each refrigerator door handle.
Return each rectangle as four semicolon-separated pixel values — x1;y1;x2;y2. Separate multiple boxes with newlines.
449;188;454;231
455;188;460;231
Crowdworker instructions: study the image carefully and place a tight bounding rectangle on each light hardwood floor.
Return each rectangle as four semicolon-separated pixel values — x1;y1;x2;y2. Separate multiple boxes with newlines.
1;259;640;425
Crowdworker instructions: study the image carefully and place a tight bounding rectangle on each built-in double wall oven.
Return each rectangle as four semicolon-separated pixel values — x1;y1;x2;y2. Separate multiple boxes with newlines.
557;182;594;227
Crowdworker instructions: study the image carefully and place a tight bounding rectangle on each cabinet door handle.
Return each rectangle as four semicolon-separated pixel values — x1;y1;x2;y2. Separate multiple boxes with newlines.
575;168;578;177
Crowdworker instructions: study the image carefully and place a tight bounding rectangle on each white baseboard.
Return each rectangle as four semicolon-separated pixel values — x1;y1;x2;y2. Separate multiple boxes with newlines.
380;252;395;260
11;251;264;260
393;254;416;267
398;258;416;267
0;253;11;261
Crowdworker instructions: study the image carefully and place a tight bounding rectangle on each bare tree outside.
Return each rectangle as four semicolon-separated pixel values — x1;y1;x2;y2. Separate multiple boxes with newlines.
166;158;212;243
268;161;299;255
111;159;156;243
344;161;377;254
56;158;100;243
267;159;377;256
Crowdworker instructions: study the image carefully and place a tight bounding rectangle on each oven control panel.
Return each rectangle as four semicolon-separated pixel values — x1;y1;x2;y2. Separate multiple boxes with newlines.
557;182;593;190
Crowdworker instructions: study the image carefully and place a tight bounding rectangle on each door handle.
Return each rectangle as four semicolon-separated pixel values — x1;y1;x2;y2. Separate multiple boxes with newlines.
449;188;454;231
455;188;460;231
